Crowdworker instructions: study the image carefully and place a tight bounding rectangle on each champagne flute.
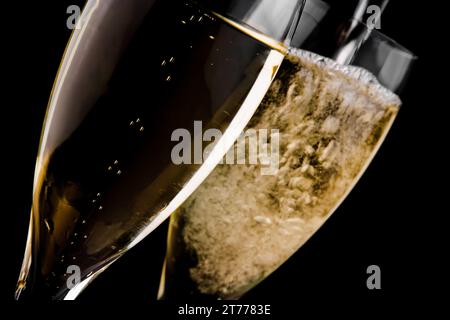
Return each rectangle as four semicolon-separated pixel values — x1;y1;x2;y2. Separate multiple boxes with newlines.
158;18;417;300
291;0;391;57
16;0;305;300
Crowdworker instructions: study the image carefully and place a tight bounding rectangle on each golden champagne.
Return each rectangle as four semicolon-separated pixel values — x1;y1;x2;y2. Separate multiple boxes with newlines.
161;49;401;300
17;0;286;300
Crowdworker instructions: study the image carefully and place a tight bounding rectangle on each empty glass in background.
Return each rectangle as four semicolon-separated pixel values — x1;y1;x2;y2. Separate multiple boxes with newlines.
291;0;390;59
290;0;414;93
16;0;305;300
158;0;417;300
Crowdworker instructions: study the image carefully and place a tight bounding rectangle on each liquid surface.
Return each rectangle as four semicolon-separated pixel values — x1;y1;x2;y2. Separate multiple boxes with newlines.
162;49;400;300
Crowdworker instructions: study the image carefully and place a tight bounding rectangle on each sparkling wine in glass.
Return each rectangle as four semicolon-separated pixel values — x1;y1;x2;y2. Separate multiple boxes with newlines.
158;18;417;300
16;0;305;300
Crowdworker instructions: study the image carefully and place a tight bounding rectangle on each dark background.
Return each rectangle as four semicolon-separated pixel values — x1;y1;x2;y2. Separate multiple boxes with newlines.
3;0;441;310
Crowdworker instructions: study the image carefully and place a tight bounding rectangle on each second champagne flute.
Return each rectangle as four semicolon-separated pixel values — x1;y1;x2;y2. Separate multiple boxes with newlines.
158;19;416;300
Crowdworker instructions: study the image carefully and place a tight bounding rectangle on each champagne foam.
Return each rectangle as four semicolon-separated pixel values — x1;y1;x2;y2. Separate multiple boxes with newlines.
172;49;400;298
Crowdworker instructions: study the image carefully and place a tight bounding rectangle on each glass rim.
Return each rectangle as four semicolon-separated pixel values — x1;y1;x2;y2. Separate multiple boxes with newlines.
195;0;307;44
351;18;418;60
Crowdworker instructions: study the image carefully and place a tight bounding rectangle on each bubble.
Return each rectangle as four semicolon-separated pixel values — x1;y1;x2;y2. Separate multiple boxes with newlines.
254;216;272;225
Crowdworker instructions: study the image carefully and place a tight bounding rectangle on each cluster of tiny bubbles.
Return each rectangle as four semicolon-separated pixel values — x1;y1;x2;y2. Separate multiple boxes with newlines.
89;191;104;212
107;159;122;176
161;55;177;83
181;12;209;26
130;117;145;133
179;12;206;25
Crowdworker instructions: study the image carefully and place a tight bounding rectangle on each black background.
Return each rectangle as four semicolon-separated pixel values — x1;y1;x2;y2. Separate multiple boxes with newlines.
3;0;442;311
